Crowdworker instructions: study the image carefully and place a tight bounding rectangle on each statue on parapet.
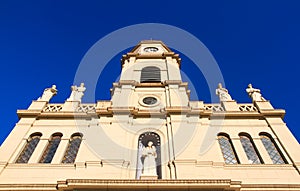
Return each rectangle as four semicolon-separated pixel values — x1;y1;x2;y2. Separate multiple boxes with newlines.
37;85;57;102
246;84;266;102
67;83;86;102
216;83;232;102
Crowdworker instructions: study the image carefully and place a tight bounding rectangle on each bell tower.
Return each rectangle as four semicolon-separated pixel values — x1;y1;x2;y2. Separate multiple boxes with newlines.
111;40;190;109
1;39;300;189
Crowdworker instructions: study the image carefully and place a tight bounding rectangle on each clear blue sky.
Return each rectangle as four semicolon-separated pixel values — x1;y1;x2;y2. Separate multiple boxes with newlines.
0;1;299;144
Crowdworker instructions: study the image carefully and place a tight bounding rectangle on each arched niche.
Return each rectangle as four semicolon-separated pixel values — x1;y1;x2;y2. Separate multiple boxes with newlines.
136;132;162;179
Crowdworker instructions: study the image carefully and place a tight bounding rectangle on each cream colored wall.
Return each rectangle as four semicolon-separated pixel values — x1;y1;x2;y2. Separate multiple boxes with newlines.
1;111;300;184
0;41;300;189
173;115;300;184
111;85;189;109
120;59;181;83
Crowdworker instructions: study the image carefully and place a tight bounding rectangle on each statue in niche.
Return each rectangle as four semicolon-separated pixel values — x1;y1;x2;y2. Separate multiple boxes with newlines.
67;83;86;102
216;83;232;102
37;85;57;102
246;84;266;102
142;141;157;176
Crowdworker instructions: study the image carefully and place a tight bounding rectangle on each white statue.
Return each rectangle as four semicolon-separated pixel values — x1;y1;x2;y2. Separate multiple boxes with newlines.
216;83;232;102
246;84;266;102
142;141;157;176
37;85;57;102
67;83;86;102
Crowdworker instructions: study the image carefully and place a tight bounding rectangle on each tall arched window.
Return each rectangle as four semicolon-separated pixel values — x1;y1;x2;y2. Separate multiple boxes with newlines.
39;133;62;163
62;133;83;164
259;132;287;164
16;133;42;163
140;66;161;82
239;133;263;164
218;133;239;164
136;132;161;179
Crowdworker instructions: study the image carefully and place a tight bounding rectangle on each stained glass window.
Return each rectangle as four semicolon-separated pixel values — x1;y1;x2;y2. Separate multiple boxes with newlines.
239;134;262;164
39;133;62;163
260;133;287;164
16;133;42;163
218;133;239;164
62;133;82;164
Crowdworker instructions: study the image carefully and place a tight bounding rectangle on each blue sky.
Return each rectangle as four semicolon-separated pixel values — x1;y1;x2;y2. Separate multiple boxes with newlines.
0;1;300;144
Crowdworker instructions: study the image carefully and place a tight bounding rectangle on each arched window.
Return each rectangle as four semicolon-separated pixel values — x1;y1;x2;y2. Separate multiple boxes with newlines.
239;133;263;164
259;132;287;164
217;133;239;164
39;133;62;163
136;132;161;179
140;66;161;82
62;133;83;164
16;133;42;163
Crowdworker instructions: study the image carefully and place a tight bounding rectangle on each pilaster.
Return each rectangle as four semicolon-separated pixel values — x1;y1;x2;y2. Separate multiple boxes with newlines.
61;101;80;111
0;118;36;162
0;162;7;175
254;100;274;111
264;116;300;172
51;139;69;164
28;139;48;163
111;83;135;107
28;100;48;111
253;138;273;164
231;139;248;164
221;100;239;111
8;139;27;163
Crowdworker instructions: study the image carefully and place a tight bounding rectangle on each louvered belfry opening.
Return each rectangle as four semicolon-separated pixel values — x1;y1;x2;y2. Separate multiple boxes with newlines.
140;66;161;83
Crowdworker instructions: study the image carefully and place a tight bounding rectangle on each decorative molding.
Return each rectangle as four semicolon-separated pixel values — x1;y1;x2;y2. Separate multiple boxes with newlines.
5;163;75;169
204;104;224;112
0;184;57;190
76;104;96;113
57;179;241;190
17;109;41;118
43;104;63;112
238;104;258;112
121;52;181;68
1;180;299;191
242;183;300;189
16;101;286;120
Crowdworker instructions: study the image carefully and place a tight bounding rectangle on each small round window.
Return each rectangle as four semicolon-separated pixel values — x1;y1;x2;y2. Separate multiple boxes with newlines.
142;97;158;105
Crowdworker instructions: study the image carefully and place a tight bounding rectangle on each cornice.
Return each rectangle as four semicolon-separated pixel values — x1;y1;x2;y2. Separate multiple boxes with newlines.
111;80;189;88
242;183;300;189
1;180;300;191
56;179;241;190
121;52;181;68
17;106;285;120
0;183;57;190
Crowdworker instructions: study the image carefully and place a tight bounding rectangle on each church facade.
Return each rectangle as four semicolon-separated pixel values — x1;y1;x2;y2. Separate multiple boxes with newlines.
0;40;300;190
